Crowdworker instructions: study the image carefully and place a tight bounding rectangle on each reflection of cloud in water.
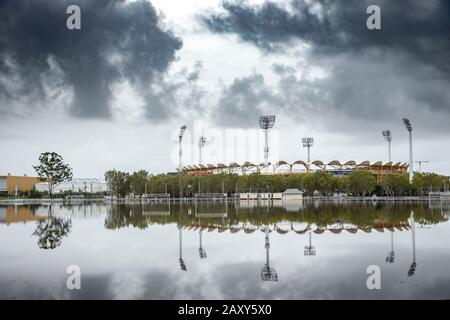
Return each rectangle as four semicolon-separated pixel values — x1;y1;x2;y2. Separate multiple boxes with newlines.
1;202;450;299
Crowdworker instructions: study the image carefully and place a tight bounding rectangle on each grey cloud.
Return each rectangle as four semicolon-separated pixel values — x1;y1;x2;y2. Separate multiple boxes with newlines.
142;65;207;121
202;0;450;133
213;73;281;127
201;0;449;71
210;51;450;134
0;0;182;119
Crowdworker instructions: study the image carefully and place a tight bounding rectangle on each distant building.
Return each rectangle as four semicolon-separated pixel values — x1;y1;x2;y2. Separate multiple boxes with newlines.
35;179;108;194
181;160;409;179
282;189;304;201
0;175;40;195
238;193;283;200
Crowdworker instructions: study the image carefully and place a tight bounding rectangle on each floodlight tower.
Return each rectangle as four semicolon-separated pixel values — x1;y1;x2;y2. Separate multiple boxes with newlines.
402;118;414;183
304;230;316;256
259;115;276;174
178;125;187;172
261;226;278;282
198;136;206;165
178;125;187;199
382;130;392;162
407;211;417;277
302;137;314;163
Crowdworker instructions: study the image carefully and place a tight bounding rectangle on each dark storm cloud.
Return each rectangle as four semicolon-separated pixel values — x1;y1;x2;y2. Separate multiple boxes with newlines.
202;0;450;131
202;0;449;70
0;0;182;119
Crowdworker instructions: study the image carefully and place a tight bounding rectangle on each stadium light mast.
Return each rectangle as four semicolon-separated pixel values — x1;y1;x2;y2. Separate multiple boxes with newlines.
259;115;276;174
402;118;414;183
382;130;392;162
302;137;314;163
261;225;278;282
198;136;206;165
178;125;187;199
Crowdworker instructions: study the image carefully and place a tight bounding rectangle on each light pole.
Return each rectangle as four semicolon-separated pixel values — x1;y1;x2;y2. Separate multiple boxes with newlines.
199;136;206;165
178;125;187;199
302;137;314;163
415;160;429;173
259;116;276;174
402;118;414;183
382;130;392;162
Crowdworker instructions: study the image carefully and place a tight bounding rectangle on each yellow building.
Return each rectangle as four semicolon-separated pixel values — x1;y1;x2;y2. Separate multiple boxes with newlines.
0;175;40;195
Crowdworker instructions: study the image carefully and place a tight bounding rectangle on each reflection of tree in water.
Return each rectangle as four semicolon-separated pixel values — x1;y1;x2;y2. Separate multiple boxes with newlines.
103;202;448;231
33;206;72;250
104;205;152;230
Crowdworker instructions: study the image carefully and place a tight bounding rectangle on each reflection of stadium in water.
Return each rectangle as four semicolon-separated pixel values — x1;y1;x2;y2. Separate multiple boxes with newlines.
0;201;448;298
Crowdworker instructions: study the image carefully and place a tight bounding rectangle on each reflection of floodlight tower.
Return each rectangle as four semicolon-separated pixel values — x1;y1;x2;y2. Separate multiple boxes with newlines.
198;216;207;259
198;136;206;165
178;125;187;199
178;204;187;271
259;116;276;174
402;118;414;183
179;227;187;271
407;211;417;277
382;130;392;162
199;230;207;259
302;137;314;163
385;231;395;263
261;226;278;281
304;231;316;256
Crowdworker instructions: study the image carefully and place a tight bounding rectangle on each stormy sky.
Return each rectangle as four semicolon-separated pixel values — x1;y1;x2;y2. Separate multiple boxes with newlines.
0;0;449;177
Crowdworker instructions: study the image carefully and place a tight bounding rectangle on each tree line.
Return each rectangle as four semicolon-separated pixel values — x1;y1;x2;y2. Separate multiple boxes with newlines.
104;169;449;198
24;152;448;199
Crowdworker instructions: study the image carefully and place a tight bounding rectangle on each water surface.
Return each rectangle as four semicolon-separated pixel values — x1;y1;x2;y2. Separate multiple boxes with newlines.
1;200;449;299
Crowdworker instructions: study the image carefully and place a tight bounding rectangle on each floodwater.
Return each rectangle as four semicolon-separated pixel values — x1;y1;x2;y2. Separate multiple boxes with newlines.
1;200;449;300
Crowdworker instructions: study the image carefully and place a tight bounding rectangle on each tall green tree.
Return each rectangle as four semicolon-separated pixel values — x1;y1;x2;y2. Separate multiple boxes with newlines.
33;152;73;197
105;170;130;198
314;171;337;195
412;172;448;195
337;176;351;194
382;175;411;196
302;173;316;195
349;171;377;196
130;170;149;197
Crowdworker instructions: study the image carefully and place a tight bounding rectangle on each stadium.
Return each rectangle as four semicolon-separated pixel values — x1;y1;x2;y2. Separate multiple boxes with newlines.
181;160;409;179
